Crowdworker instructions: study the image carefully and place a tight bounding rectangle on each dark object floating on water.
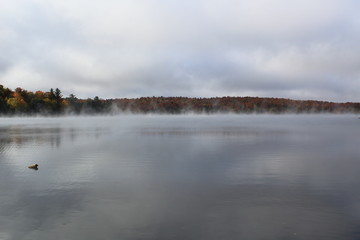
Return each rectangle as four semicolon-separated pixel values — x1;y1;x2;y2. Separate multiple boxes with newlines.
28;164;38;170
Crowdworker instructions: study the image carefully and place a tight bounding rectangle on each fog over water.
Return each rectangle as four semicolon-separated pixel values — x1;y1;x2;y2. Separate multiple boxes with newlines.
0;115;360;240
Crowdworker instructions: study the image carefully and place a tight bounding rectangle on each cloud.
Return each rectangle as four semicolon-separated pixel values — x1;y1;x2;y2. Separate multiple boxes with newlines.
0;0;359;101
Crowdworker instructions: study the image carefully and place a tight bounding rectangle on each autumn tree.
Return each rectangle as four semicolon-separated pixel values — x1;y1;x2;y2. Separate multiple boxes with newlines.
0;85;12;113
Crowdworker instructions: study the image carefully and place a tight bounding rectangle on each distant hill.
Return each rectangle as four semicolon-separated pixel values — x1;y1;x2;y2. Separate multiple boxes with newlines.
1;85;360;115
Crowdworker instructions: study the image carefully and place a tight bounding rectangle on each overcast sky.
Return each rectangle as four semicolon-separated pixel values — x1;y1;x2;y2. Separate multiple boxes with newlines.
0;0;359;101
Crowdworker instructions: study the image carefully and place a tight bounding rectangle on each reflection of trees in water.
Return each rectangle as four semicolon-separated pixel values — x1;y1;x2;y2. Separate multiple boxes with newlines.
139;127;287;137
0;126;109;151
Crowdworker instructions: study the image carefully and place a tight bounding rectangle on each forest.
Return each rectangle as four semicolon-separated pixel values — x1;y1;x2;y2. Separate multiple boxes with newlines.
1;85;360;115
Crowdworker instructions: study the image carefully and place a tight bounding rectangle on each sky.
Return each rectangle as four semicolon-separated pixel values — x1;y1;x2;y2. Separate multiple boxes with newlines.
0;0;359;101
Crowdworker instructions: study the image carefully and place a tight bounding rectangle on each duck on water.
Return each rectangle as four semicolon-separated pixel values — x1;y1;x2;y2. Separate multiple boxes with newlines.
28;164;38;170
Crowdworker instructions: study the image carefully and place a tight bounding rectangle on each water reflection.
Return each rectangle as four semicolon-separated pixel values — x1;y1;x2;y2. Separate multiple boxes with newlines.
0;115;360;240
0;188;86;240
0;125;110;152
139;127;287;137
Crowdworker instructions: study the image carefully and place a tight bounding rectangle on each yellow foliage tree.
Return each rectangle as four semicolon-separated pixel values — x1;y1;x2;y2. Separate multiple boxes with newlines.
6;97;28;111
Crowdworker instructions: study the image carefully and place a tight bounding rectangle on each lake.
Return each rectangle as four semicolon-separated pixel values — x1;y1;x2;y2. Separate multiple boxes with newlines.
0;115;360;240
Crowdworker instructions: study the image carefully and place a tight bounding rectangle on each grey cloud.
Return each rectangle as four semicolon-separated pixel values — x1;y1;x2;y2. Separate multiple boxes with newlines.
0;0;360;101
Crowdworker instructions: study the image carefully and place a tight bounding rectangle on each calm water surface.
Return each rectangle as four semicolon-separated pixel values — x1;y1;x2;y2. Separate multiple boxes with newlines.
0;115;360;240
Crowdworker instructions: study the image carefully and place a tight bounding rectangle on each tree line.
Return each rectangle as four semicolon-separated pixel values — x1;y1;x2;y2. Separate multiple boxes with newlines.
113;96;360;114
1;85;360;115
0;85;111;115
